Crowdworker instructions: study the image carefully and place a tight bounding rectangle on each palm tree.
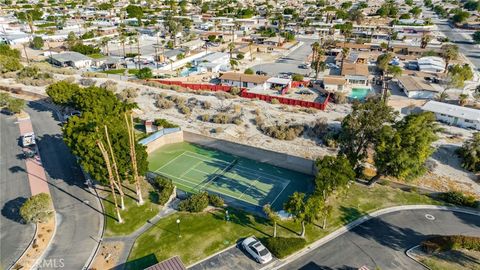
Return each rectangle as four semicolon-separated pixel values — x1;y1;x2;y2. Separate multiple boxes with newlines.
341;47;350;68
101;37;111;56
248;41;254;61
315;48;325;79
387;65;402;78
125;112;144;205
263;204;279;237
310;41;320;68
228;42;235;60
436;90;449;101
119;34;127;59
420;34;432;49
441;44;459;73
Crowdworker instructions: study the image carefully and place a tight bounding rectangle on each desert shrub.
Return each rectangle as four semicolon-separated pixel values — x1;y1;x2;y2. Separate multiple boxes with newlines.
262;237;307;258
202;100;211;109
79;78;96;86
421;235;480;254
213;127;224;133
292;73;304;81
152;175;175;206
255;115;265;126
260;124;304;140
230;86;242;95
178;104;191;115
215;91;235;100
271;98;280;104
324;131;339;148
117;87;138;102
233;104;242;114
212;113;230;124
155;98;175;109
208;193;224;207
309;117;328;137
232;117;243;125
82;71;107;78
200;114;210;122
100;80;118;92
439;191;478;208
178;192;209;212
169;95;186;106
154;118;178;128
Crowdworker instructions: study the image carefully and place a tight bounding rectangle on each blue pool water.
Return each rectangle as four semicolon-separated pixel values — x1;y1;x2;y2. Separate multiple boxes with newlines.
349;87;372;100
180;67;198;77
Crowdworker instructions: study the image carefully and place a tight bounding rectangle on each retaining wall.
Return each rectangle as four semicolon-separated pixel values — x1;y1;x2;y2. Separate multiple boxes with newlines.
140;128;184;153
183;131;315;175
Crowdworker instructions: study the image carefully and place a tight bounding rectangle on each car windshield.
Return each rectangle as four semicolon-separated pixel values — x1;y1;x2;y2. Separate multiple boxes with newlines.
258;248;269;256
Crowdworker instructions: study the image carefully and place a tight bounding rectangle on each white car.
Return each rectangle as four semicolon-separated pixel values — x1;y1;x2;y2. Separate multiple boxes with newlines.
241;237;273;264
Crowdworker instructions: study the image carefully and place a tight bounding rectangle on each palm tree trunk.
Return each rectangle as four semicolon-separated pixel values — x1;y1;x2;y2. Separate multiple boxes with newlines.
273;221;277;238
323;216;327;229
104;125;125;210
125;113;144;205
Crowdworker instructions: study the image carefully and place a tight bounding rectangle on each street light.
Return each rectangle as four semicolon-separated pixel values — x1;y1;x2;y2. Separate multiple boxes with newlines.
225;210;230;222
176;219;181;238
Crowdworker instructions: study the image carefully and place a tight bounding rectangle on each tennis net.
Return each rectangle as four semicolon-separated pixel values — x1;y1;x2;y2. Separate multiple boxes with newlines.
198;159;238;190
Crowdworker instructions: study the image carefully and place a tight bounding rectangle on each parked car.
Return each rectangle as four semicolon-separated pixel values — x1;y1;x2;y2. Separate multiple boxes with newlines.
241;237;273;264
256;70;268;76
298;63;309;69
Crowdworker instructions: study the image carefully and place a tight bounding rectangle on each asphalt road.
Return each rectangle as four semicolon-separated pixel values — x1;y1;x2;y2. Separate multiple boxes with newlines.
422;8;480;71
0;113;35;269
251;39;314;77
26;102;102;270
281;209;480;270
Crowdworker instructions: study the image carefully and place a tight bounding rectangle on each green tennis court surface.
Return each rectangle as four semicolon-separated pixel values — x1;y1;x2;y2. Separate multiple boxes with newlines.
148;142;313;210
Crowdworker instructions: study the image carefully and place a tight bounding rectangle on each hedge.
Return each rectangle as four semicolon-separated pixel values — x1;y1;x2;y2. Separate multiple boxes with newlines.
178;192;209;212
421;235;480;254
152;175;174;206
439;191;478;208
262;237;307;258
208;193;224;207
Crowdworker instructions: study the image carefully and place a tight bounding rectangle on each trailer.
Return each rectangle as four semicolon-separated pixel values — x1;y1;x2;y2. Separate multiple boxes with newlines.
21;132;36;147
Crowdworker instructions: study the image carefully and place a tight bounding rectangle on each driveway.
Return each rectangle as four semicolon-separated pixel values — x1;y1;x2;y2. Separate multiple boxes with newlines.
251;39;313;77
280;209;480;270
189;243;276;270
0;113;35;269
26;102;102;270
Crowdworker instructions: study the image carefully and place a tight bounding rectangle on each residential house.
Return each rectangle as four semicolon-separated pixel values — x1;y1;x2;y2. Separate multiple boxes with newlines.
397;76;440;99
49;52;92;68
417;56;445;73
341;63;370;86
422;101;480;130
194;52;229;72
220;72;269;90
322;76;347;92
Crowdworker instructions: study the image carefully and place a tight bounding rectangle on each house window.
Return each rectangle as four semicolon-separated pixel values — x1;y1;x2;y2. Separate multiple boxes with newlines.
465;119;472;123
243;82;248;87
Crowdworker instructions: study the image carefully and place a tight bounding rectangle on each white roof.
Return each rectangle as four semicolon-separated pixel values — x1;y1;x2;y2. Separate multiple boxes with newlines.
423;101;480;121
267;77;291;85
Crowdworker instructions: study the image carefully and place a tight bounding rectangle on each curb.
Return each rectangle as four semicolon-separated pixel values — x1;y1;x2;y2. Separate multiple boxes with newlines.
83;182;105;270
261;205;480;270
405;245;430;270
31;213;59;270
6;223;37;270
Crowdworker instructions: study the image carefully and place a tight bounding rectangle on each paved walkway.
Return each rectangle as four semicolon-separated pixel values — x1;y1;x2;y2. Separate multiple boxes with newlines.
17;116;50;196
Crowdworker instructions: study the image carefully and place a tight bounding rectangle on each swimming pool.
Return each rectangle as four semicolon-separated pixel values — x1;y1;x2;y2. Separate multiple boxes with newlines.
179;67;198;77
349;87;372;100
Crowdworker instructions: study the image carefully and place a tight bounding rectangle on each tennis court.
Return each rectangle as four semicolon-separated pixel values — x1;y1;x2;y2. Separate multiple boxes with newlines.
148;142;312;210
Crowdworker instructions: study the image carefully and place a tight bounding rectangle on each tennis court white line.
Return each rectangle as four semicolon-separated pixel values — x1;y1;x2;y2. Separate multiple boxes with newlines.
155;152;186;172
184;151;291;183
238;179;259;199
198;159;236;190
179;160;203;178
270;180;291;206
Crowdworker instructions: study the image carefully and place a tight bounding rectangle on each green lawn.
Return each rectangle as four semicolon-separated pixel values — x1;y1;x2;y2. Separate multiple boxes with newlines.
101;69;126;75
127;183;443;268
103;182;160;237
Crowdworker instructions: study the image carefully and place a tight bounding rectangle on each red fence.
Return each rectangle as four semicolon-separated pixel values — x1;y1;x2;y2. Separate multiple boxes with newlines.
291;80;310;88
149;79;329;110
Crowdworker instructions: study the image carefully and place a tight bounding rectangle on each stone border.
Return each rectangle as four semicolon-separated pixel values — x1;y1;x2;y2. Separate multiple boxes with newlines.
261;205;480;270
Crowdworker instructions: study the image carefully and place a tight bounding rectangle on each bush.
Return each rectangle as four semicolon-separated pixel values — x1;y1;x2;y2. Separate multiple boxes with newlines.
262;237;307;258
271;98;280;104
200;114;210;122
178;104;191;115
212;113;230;124
230;87;242;95
154;118;178;128
152;175;174;206
79;78;96;86
208;193;224;207
421;235;480;254
244;68;254;74
20;193;53;223
261;124;304;140
232;117;243;125
439;191;478;208
100;80;118;92
30;36;44;50
155;98;174;109
137;67;153;79
292;74;304;81
178;192;209;212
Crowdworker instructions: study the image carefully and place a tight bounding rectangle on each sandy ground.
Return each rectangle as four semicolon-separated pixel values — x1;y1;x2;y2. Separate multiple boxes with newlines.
90;241;124;270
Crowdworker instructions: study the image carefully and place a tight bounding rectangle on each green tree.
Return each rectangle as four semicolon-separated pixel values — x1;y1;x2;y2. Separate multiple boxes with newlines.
0;55;23;73
20;193;53;223
46;81;81;106
472;31;480;44
7;98;25;114
315;155;355;199
441;44;459;73
0;44;21;58
263;204;280;237
0;92;10;107
30;36;44;50
374;112;439;181
376;53;394;73
126;5;144;20
284;192;320;238
136;67;153;79
409;6;422;18
244;68;254;74
387;65;403;78
339;98;398;171
452;11;470;24
448;64;473;88
458;132;480;173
